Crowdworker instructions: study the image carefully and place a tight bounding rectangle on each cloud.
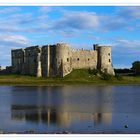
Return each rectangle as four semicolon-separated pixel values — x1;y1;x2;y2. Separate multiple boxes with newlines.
40;7;140;34
0;6;139;35
39;6;52;13
0;6;139;68
0;35;28;44
117;6;140;19
0;34;29;66
111;38;140;68
101;15;127;31
0;13;37;26
0;12;49;33
9;13;33;24
0;7;20;14
50;11;99;31
114;39;140;50
0;13;33;33
0;34;29;51
98;6;140;32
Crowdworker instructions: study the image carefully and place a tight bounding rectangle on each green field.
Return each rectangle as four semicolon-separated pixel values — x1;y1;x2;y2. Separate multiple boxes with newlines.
0;69;140;85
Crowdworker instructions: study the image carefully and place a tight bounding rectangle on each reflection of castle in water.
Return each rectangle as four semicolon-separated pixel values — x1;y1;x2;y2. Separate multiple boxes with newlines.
11;106;112;127
11;86;113;127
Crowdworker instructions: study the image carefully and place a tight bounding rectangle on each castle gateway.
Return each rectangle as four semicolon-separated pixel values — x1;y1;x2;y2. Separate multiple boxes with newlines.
11;43;115;77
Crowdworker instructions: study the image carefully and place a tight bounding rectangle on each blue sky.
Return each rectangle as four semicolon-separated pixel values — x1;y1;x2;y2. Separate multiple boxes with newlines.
0;6;140;68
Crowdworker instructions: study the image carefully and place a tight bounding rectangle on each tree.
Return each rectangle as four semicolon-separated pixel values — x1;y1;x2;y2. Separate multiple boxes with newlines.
132;61;140;74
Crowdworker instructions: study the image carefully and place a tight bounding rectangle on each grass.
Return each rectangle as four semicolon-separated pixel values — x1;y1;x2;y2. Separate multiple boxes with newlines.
0;69;140;85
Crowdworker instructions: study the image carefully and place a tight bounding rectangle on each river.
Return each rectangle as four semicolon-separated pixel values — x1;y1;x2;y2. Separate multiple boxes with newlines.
0;85;140;134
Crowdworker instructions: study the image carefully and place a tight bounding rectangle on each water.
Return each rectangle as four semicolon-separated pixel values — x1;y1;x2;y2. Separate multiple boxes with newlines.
0;85;140;134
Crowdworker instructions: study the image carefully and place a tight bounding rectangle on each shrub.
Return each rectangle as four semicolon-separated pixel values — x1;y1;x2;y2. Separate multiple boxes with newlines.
115;74;123;80
88;68;99;75
101;73;112;81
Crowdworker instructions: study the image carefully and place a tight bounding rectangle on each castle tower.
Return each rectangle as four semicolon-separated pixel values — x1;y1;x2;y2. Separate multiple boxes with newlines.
95;45;115;75
55;43;72;77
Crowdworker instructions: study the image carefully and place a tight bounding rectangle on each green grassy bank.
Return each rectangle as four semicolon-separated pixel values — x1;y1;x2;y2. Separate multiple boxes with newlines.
0;69;140;86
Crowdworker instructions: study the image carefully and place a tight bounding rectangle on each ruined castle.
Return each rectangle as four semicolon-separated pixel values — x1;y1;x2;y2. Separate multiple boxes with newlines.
11;43;115;77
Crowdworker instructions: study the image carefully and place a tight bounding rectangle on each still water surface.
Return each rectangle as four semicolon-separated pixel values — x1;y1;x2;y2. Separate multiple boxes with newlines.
0;85;140;134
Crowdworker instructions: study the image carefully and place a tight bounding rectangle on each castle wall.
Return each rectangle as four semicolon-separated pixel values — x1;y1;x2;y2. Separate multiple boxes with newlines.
49;45;57;76
11;43;115;77
41;45;50;77
11;49;25;74
71;49;97;70
24;46;42;77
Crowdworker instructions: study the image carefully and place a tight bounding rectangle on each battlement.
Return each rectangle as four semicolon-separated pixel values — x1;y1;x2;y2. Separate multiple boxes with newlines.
11;43;115;77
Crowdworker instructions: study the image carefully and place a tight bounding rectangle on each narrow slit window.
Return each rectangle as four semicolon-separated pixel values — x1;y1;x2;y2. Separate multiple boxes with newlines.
67;58;69;62
109;59;111;62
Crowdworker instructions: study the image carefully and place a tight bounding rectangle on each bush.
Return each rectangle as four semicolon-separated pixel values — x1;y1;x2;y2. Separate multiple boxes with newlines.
100;73;112;81
88;68;99;75
115;74;123;80
132;61;140;75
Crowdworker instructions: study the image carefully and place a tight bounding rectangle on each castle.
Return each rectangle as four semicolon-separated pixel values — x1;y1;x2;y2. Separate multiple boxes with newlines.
11;43;115;77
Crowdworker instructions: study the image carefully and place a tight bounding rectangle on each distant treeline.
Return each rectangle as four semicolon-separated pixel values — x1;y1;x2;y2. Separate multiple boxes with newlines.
114;68;133;74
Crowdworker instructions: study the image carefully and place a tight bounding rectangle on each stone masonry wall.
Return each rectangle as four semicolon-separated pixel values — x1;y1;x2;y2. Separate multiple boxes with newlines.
11;43;115;77
24;46;42;77
11;49;24;74
71;49;97;70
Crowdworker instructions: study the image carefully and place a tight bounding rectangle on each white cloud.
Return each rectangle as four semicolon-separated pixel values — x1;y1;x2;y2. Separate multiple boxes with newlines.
39;6;52;13
117;6;140;19
0;34;29;46
101;15;127;31
0;7;20;14
97;6;140;32
0;34;29;66
51;11;99;30
0;6;139;67
114;39;140;49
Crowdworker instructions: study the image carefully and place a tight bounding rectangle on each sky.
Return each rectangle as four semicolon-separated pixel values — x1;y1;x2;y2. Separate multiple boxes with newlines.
0;6;140;68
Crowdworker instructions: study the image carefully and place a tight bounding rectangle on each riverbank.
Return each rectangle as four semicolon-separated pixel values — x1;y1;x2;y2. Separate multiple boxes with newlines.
0;69;140;85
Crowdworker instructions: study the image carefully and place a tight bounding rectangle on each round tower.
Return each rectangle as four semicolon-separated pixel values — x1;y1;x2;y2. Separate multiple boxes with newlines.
55;43;72;77
96;46;115;75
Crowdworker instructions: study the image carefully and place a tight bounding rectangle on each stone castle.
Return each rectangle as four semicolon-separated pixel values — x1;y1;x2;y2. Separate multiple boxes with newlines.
11;43;115;77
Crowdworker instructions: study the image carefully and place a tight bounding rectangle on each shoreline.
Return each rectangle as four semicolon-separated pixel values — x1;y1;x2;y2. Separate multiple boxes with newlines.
1;69;140;86
0;131;140;134
0;78;140;86
0;83;140;86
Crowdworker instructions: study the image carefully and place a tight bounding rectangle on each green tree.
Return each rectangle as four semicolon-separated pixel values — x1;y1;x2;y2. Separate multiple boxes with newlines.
132;61;140;74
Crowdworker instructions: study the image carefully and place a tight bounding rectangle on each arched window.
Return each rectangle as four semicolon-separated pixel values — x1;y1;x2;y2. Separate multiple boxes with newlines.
77;58;79;61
